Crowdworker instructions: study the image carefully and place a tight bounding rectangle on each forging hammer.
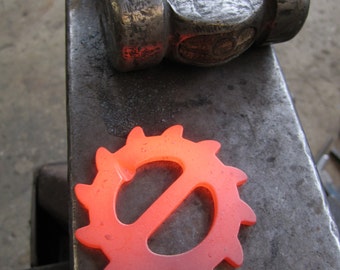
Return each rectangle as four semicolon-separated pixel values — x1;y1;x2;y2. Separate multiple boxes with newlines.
99;0;310;71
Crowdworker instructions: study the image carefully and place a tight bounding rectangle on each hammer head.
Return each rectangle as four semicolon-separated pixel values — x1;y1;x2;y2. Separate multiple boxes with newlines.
100;0;309;71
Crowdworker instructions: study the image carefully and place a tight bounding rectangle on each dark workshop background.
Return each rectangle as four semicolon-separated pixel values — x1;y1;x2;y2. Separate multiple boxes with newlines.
0;0;339;269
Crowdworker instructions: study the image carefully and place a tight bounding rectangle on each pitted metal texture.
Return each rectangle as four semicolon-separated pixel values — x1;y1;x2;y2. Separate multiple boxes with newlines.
167;0;263;22
100;0;309;71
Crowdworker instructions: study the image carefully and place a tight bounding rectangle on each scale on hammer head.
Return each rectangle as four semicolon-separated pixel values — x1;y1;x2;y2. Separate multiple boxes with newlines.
99;0;309;71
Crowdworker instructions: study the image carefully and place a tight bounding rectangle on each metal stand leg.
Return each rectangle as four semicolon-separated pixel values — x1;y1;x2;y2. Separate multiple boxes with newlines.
30;163;69;270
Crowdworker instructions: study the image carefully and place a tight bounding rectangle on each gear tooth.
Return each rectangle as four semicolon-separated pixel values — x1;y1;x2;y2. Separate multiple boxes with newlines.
239;200;257;225
127;126;145;142
96;147;113;170
75;226;101;248
198;140;221;154
225;239;244;268
162;125;183;137
226;166;248;186
236;171;248;186
75;184;92;209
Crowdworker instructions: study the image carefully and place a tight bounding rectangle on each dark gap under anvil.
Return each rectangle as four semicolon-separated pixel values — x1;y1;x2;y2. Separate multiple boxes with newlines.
66;0;340;269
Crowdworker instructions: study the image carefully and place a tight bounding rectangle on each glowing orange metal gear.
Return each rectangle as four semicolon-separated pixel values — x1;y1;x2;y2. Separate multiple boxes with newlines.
75;125;256;269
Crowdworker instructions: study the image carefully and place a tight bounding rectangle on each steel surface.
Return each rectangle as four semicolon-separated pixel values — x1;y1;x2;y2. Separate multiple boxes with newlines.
67;1;340;269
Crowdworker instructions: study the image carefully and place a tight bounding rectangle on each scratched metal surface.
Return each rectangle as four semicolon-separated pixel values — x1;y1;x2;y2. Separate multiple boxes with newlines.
67;0;340;269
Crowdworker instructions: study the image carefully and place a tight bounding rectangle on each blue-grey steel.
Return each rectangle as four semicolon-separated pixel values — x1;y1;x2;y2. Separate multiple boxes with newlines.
67;0;340;269
100;0;310;71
